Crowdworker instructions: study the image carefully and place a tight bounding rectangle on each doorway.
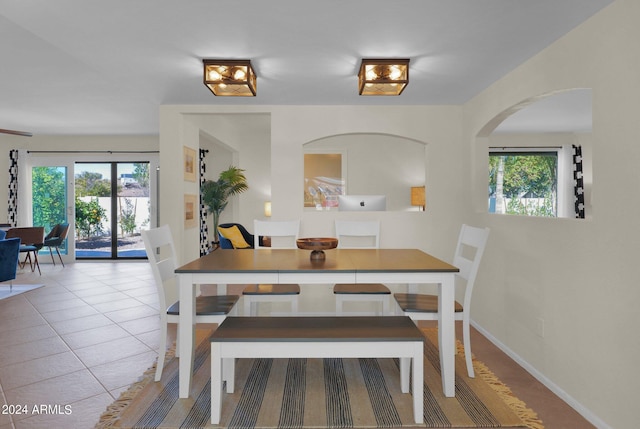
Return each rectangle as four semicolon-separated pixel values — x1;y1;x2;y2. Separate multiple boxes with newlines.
75;162;150;259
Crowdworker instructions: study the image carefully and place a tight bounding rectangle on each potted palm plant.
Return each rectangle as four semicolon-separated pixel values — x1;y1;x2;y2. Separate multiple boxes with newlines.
201;166;249;245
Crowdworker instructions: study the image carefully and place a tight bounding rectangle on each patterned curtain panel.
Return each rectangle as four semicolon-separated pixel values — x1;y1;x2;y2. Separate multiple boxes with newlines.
8;149;18;226
199;149;210;255
572;145;585;219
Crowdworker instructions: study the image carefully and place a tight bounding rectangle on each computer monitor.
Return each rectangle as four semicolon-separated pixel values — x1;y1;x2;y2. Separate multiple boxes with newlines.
338;195;386;211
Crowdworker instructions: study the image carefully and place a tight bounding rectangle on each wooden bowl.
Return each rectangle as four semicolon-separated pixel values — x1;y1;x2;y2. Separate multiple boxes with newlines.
296;237;338;261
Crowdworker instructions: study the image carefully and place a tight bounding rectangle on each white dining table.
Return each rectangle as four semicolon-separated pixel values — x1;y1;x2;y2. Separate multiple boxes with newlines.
175;248;459;399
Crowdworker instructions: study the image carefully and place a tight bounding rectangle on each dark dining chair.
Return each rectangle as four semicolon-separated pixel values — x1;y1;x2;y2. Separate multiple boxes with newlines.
6;227;45;275
0;238;21;292
43;223;70;266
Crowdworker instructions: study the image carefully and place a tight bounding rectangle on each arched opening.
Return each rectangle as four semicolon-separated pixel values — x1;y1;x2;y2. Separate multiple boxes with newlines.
479;89;592;219
303;133;427;212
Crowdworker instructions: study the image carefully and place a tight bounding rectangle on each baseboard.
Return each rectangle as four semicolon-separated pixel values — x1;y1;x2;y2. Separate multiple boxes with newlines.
471;321;611;429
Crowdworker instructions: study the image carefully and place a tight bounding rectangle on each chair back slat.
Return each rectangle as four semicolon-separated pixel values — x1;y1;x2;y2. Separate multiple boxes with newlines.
452;224;490;310
254;220;300;249
335;220;380;249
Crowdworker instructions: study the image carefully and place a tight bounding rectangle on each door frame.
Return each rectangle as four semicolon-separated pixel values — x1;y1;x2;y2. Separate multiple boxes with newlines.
23;154;75;265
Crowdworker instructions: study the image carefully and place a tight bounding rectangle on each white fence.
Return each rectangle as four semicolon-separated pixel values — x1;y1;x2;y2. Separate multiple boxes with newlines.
77;196;150;236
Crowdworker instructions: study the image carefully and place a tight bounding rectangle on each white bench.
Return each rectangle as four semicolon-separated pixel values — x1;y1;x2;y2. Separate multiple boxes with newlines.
210;316;424;424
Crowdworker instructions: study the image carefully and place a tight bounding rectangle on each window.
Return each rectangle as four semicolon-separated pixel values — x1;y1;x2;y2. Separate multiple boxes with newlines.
489;147;572;218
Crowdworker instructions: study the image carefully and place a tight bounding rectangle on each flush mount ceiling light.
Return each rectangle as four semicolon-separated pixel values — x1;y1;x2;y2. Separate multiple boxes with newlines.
358;58;409;96
203;59;257;96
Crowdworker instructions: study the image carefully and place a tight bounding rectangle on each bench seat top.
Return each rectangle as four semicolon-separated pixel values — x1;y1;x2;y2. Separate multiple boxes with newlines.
211;316;424;342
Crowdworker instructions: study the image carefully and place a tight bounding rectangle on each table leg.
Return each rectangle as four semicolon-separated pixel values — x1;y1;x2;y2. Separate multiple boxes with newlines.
412;342;424;424
211;343;222;424
224;357;235;393
179;273;196;398
399;357;410;393
438;274;455;397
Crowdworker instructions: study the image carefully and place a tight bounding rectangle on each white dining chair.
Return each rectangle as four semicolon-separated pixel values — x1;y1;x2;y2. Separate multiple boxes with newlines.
332;220;391;315
242;220;301;316
142;225;239;381
393;224;490;377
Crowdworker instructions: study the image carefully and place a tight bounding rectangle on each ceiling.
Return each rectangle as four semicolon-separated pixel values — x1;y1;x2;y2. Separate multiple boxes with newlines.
0;0;611;136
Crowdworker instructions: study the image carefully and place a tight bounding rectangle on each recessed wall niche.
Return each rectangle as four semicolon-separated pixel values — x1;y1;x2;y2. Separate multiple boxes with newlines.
303;133;426;211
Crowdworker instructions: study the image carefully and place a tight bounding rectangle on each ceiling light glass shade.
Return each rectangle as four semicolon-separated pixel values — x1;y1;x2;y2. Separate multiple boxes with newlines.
203;60;257;96
358;59;409;96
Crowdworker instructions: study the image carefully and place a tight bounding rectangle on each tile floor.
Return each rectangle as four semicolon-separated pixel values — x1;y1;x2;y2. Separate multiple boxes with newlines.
0;262;159;429
0;261;595;429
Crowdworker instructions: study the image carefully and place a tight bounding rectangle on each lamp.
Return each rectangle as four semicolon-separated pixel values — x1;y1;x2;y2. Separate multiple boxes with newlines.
411;186;425;211
358;58;409;96
203;59;257;96
264;201;272;217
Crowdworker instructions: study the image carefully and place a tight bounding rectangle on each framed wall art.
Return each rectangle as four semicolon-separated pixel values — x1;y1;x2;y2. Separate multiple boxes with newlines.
184;194;198;228
183;146;197;182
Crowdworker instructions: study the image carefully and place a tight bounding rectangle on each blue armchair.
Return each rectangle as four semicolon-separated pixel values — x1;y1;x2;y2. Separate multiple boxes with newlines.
0;237;21;292
217;223;256;249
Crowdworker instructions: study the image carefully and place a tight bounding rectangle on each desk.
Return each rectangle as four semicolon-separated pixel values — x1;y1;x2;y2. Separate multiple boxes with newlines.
176;248;459;399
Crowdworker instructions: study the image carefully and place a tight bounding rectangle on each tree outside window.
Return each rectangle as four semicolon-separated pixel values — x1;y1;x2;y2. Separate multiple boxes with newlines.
489;151;558;217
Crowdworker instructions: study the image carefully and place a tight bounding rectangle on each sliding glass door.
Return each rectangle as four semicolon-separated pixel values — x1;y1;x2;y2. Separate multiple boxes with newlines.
75;162;150;259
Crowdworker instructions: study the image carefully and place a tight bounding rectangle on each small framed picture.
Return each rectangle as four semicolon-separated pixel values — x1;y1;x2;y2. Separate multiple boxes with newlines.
184;194;197;228
183;146;197;182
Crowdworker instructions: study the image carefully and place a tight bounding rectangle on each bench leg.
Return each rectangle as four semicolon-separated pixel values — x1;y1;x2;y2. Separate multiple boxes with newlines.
412;345;424;424
211;343;223;424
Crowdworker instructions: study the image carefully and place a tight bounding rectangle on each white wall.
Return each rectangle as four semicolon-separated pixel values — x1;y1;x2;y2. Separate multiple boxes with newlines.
159;104;465;312
464;1;635;427
160;105;465;261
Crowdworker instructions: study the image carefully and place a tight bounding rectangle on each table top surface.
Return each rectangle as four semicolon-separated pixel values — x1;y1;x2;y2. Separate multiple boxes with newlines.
176;248;458;274
211;316;426;342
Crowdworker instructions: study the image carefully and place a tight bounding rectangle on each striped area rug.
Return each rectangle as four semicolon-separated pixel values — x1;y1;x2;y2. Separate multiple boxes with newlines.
96;328;543;429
